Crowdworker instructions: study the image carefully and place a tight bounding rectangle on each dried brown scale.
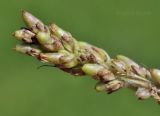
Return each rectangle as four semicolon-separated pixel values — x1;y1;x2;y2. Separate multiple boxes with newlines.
59;67;85;76
96;69;115;82
13;11;160;104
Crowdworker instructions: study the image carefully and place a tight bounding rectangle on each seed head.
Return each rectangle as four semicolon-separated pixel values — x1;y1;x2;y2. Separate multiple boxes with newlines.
12;11;160;104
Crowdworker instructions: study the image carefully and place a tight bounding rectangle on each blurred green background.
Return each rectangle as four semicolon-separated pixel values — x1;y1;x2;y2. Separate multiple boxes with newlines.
0;0;160;116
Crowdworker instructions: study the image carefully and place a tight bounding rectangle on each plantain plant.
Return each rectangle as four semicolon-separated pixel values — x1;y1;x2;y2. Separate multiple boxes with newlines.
13;11;160;104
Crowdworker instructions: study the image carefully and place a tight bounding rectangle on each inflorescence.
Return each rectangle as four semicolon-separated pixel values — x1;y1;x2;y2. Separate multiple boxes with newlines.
13;11;160;104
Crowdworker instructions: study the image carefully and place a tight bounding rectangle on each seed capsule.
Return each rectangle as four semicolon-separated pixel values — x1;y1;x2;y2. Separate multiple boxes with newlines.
82;64;104;76
136;87;151;100
150;69;160;84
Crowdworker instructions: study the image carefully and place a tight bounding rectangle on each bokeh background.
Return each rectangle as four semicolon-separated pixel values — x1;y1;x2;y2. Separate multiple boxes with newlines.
0;0;160;116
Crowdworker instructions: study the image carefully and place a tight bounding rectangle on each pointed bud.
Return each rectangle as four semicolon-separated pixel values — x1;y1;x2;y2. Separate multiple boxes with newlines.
44;40;63;52
49;23;71;38
91;46;110;63
15;45;41;56
40;53;64;64
82;64;104;76
95;82;106;92
127;72;149;82
78;42;110;63
131;66;147;77
36;31;53;45
59;50;78;68
39;50;75;65
13;29;35;43
61;35;75;52
15;45;31;54
36;31;64;52
105;80;123;94
22;11;44;28
150;69;160;84
119;77;150;88
111;59;127;73
96;69;115;81
117;55;139;68
95;80;123;93
78;41;90;48
63;59;78;68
